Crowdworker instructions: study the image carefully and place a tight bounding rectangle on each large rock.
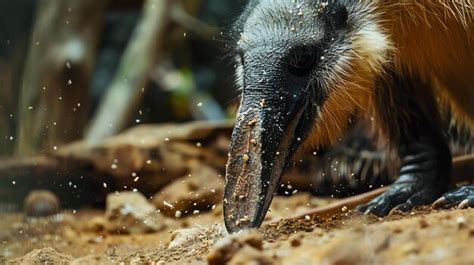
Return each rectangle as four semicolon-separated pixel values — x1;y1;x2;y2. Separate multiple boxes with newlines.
152;164;224;217
105;191;165;234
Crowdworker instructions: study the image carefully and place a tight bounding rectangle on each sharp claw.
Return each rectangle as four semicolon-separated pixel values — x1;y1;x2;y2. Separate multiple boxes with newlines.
364;205;389;217
389;207;402;215
457;199;470;209
432;197;447;209
392;203;413;214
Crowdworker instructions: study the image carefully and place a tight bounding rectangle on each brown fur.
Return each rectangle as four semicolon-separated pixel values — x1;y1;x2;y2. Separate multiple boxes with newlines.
380;1;474;118
303;57;373;149
302;0;473;151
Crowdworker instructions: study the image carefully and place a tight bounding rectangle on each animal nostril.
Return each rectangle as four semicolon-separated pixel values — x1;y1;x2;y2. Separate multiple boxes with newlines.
287;46;319;77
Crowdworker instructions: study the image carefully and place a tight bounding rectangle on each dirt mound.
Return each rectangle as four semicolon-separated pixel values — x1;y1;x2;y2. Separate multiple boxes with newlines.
11;247;72;265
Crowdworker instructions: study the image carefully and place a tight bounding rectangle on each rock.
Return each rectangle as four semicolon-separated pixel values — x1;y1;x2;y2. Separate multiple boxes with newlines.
207;230;263;265
105;191;165;234
23;190;61;217
168;224;227;250
168;227;202;249
11;247;72;265
152;165;224;217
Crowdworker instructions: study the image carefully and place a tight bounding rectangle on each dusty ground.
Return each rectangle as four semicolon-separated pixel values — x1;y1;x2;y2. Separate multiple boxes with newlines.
1;193;473;265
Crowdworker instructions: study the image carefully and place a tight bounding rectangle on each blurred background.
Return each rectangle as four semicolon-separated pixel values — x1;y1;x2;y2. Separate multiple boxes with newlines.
0;0;245;157
0;0;254;205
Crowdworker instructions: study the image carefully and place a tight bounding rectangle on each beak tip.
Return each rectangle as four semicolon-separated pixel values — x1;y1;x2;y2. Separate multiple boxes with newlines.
224;215;263;234
223;201;266;233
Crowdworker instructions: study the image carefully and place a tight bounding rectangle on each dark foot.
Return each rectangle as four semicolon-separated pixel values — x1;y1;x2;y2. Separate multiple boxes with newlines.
432;185;474;209
355;142;450;216
355;176;443;216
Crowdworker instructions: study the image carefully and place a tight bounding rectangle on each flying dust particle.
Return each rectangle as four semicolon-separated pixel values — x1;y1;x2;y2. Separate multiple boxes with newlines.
175;210;182;218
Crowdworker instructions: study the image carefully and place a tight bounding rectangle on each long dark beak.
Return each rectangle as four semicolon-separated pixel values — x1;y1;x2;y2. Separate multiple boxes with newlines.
224;88;310;233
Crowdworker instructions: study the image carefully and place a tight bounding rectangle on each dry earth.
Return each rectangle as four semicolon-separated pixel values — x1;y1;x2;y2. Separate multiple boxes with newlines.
1;193;473;265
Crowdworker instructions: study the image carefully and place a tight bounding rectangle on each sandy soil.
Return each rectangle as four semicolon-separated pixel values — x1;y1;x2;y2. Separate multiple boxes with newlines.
1;194;473;265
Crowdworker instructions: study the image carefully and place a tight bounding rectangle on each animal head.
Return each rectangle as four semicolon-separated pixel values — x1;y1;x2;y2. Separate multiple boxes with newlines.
224;0;391;232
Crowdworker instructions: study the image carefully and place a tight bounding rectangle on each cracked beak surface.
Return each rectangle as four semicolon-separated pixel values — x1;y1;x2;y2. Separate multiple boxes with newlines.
224;90;308;233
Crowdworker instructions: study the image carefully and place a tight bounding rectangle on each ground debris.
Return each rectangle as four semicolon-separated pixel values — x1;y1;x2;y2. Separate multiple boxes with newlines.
207;229;264;265
228;245;273;265
2;198;474;265
105;191;165;234
168;224;227;250
10;247;72;265
71;254;114;265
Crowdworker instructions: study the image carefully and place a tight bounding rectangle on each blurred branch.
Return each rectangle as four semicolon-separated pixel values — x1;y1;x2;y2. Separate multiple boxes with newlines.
0;120;233;206
17;0;108;155
0;63;15;155
171;2;215;39
0;1;34;156
86;0;173;143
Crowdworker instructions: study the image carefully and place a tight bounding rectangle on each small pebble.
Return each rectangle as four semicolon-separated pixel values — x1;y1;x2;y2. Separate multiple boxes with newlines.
456;216;467;229
290;238;301;247
468;229;474;237
419;218;429;229
24;190;61;217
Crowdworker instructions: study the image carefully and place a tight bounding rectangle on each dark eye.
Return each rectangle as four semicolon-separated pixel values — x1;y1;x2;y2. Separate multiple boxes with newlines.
287;47;319;77
332;4;348;29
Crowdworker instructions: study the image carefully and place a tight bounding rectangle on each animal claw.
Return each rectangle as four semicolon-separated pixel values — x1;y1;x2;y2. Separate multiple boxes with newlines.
457;199;470;209
434;185;474;210
390;204;410;215
431;197;447;209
